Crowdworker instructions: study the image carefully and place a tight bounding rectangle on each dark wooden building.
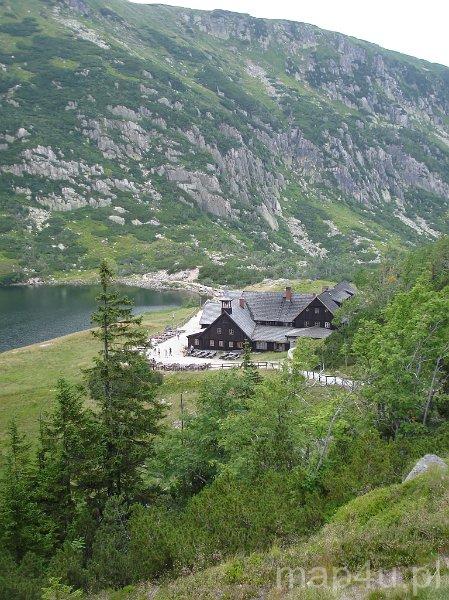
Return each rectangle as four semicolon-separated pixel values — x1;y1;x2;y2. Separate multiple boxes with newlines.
187;282;355;352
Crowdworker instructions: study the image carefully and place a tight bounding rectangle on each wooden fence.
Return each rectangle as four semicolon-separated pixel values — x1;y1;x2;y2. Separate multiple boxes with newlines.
150;361;358;390
149;361;280;372
302;370;358;390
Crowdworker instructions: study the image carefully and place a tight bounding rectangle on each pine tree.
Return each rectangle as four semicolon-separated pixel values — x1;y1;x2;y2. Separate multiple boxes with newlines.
86;495;132;591
86;261;164;501
0;422;53;560
37;380;98;541
241;340;261;393
41;577;83;600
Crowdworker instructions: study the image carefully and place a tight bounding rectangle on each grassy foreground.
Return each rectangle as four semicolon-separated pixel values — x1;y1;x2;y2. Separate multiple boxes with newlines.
94;466;449;599
0;306;195;455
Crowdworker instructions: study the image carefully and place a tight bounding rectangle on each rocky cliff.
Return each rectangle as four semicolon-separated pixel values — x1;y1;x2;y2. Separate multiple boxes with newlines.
1;0;448;284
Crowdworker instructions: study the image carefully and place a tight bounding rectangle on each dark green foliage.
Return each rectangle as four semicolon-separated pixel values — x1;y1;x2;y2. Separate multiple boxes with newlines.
150;370;252;497
0;17;40;36
86;495;131;592
4;239;449;595
0;264;167;595
0;551;46;600
86;261;164;501
99;8;124;23
37;380;99;541
0;422;54;561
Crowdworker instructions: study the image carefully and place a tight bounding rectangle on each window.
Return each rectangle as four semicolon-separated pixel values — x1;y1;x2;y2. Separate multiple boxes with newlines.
218;340;224;347
217;327;222;334
210;340;215;347
325;322;331;329
256;341;267;350
314;307;320;314
314;321;320;326
229;328;234;335
304;321;309;327
229;341;234;348
237;341;243;349
194;339;200;346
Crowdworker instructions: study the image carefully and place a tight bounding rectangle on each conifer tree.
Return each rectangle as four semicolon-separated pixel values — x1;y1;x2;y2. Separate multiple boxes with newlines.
37;380;98;540
86;495;132;591
86;261;164;501
0;422;53;560
241;340;261;392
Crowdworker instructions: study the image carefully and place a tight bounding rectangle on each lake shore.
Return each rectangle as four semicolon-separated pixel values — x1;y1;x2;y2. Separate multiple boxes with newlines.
0;306;197;453
16;267;220;297
0;283;194;353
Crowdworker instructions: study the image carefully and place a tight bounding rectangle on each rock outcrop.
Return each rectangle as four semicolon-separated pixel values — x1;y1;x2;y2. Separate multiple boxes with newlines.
404;455;448;482
1;0;448;281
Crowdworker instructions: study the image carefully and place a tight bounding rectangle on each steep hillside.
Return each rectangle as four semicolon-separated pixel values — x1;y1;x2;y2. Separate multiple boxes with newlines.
146;468;449;599
1;0;449;284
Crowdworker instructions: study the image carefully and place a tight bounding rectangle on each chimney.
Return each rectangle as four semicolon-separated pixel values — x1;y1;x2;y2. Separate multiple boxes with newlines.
239;297;245;309
220;298;232;314
284;286;293;302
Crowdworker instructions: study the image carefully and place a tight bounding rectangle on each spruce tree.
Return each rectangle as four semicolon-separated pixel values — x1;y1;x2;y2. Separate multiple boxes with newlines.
241;340;261;393
86;495;132;591
86;261;164;501
37;380;98;541
0;422;53;560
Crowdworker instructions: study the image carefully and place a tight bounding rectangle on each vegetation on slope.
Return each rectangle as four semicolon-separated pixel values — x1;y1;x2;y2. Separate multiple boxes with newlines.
147;468;449;600
0;305;194;453
1;0;448;284
1;237;449;599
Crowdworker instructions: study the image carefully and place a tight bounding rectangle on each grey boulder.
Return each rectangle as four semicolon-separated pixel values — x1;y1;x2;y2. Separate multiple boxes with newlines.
404;454;447;482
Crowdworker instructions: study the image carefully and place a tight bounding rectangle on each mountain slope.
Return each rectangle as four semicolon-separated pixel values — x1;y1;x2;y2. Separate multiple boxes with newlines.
149;468;449;599
1;0;449;284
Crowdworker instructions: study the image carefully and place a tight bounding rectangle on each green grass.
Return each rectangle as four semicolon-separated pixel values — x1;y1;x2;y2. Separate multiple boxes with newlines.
0;306;195;457
155;371;209;423
125;468;449;600
247;278;335;293
50;57;79;70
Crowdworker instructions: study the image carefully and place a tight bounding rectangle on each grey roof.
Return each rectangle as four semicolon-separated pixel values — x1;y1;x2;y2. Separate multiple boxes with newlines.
328;281;356;304
242;291;315;322
288;326;333;339
318;291;340;313
200;300;221;326
197;282;356;340
199;298;255;337
251;325;331;342
227;300;256;337
252;325;294;343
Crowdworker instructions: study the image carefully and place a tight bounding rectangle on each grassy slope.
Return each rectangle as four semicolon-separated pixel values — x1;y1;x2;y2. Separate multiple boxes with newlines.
145;468;449;600
0;306;195;456
246;278;335;292
1;1;447;283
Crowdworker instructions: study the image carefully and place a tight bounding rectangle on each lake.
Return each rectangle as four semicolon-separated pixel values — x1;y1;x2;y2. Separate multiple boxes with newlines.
0;285;191;352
